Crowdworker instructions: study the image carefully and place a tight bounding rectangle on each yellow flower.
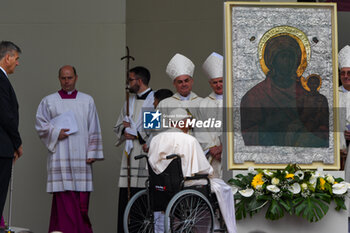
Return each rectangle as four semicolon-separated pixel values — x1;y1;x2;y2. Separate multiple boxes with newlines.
285;174;295;179
252;173;264;189
320;178;326;190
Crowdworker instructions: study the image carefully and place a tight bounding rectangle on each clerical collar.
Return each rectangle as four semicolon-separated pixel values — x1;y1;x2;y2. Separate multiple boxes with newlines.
215;94;223;100
58;89;78;99
0;66;8;78
180;94;190;101
137;88;152;100
342;86;350;93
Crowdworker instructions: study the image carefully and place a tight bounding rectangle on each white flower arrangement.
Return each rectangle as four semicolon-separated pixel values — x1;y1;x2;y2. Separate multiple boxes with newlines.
229;164;350;222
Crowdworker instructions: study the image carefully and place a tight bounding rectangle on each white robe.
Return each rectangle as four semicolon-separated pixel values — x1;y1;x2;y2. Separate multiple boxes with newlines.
339;86;350;182
157;92;203;119
114;91;154;188
35;92;103;193
339;86;350;217
196;92;223;178
148;128;237;233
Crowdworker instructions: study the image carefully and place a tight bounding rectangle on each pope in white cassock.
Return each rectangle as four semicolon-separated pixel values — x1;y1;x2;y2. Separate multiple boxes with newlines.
148;108;237;233
113;66;154;232
196;52;224;178
35;65;103;233
157;53;202;121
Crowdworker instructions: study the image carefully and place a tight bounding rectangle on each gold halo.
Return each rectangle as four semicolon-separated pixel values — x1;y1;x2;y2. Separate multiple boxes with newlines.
302;74;322;92
258;26;311;77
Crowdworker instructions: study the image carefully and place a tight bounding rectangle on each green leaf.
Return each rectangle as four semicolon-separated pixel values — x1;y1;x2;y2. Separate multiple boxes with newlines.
335;177;344;183
247;196;267;212
265;199;284;220
333;196;347;211
312;198;329;219
235;174;246;179
257;195;272;201
230;179;245;188
314;193;331;204
279;199;292;214
293;196;329;222
235;199;246;220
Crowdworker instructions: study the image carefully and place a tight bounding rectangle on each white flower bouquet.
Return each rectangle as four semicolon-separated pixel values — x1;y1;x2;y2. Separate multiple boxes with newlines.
229;164;349;222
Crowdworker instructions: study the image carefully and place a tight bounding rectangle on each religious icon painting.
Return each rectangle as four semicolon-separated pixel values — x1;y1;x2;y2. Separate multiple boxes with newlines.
224;2;339;169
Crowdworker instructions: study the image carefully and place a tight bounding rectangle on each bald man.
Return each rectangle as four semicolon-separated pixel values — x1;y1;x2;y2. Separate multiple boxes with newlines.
35;65;104;233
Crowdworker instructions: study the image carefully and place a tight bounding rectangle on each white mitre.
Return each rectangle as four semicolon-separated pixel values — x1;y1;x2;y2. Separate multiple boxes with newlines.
166;53;195;81
339;45;350;69
202;52;223;80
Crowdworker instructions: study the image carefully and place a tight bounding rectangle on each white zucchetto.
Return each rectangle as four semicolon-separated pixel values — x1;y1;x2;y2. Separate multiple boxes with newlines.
166;53;195;81
339;45;350;69
202;52;223;80
169;108;190;123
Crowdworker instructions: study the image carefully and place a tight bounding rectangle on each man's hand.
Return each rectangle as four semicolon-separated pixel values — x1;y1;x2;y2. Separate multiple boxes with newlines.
14;144;23;162
86;158;96;164
124;132;137;140
345;130;350;141
341;148;348;156
142;144;149;153
123;121;131;128
16;144;23;157
209;145;222;162
58;129;70;140
340;149;348;170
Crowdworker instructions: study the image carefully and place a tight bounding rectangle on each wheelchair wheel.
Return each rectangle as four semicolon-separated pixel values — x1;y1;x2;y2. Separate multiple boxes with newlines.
123;189;154;233
164;189;214;233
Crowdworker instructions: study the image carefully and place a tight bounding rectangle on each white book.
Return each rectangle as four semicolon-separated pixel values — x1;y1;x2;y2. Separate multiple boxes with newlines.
50;110;78;135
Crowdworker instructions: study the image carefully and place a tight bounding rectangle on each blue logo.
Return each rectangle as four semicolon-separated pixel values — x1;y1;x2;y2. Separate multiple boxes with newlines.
143;110;161;129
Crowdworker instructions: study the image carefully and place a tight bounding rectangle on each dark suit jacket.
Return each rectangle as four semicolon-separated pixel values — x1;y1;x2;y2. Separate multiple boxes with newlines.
0;69;21;158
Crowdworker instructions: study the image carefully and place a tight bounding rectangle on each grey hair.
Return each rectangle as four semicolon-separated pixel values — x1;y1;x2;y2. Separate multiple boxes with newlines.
0;41;21;60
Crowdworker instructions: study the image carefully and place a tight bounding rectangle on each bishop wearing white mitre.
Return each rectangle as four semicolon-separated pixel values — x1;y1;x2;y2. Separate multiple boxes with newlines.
157;53;202;120
196;52;224;178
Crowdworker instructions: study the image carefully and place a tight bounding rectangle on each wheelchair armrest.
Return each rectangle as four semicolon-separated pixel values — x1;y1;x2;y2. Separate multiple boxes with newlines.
185;173;209;181
166;154;179;160
135;154;148;160
184;174;211;198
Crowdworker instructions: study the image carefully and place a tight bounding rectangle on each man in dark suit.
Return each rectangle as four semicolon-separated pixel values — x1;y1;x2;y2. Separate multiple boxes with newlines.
0;41;23;220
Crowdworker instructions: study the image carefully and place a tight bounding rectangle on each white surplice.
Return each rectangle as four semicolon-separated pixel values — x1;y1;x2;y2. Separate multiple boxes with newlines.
114;90;154;188
157;92;203;119
148;128;237;233
196;92;223;178
35;92;103;193
339;86;350;181
339;86;350;217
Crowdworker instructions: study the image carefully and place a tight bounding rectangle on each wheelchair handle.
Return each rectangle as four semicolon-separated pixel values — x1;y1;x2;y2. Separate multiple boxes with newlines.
166;154;179;159
135;154;148;160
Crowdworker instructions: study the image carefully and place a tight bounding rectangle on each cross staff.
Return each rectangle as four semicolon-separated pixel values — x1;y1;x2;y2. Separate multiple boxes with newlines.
121;46;135;201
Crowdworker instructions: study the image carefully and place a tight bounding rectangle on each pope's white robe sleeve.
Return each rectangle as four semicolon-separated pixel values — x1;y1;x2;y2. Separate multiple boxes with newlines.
35;98;61;153
87;99;103;159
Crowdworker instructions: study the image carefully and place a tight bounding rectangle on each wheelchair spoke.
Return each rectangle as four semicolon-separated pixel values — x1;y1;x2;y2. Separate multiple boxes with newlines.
124;190;154;233
169;193;213;233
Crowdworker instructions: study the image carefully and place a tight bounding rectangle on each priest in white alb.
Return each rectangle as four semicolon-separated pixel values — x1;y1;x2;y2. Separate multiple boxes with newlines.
157;53;202;121
196;52;224;178
113;66;154;232
338;46;350;186
35;65;104;233
148;108;237;233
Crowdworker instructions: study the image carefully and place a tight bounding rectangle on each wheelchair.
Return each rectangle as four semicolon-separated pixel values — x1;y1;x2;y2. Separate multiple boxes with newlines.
123;154;226;233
